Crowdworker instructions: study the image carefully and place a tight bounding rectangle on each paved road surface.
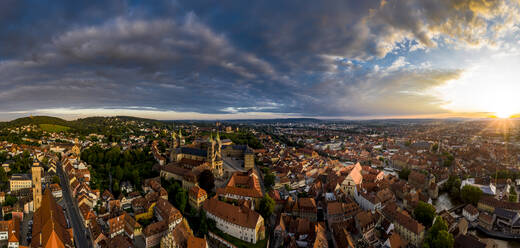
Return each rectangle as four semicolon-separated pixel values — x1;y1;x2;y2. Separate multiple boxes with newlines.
57;163;91;248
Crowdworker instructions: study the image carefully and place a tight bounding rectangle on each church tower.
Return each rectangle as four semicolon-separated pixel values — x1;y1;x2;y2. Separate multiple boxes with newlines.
32;162;43;211
215;132;223;177
216;132;222;160
208;133;216;163
170;128;178;162
179;128;185;146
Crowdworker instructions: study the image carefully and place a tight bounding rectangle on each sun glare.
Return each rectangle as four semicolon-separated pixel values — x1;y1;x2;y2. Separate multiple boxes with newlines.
495;111;513;119
432;54;520;118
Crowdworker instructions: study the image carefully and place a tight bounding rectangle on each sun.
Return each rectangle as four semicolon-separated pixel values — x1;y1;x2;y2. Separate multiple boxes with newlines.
495;111;513;119
431;54;520;118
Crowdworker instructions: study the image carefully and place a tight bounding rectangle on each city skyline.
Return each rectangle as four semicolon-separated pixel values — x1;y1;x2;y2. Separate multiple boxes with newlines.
1;0;520;120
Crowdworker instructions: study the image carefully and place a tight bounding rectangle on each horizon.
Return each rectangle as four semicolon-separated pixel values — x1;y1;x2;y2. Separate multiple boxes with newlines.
1;1;520;119
1;114;518;123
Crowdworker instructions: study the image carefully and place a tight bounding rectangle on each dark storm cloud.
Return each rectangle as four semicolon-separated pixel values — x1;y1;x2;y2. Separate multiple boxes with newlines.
0;0;516;118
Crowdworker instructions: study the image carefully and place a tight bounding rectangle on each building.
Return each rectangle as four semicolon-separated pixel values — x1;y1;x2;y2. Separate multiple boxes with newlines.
9;174;32;192
49;183;63;198
0;217;21;248
326;200;360;224
32;164;43;211
221;145;255;170
169;133;223;177
144;220;168;248
462;204;479;222
31;188;74;247
454;234;486;248
160;219;208;248
341;163;363;196
355;211;376;245
290;198;318;222
203;198;265;244
189;186;207;210
155;198;183;231
107;214;125;238
216;169;263;209
381;205;425;247
493;208;520;234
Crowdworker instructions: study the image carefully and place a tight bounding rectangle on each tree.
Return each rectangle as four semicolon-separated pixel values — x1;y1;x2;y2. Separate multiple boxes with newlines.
3;213;12;220
198;209;209;236
399;167;411;180
258;195;275;218
431;143;439;152
445;175;461;199
4;195;17;206
432;230;454;248
0;167;7;191
414;201;436;227
442;152;454;167
423;217;453;248
198;170;215;193
174;189;188;214
51;175;60;184
264;173;276;190
460;185;483;205
509;186;518;202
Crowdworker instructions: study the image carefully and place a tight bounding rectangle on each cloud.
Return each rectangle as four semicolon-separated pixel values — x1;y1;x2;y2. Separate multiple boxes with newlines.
0;0;518;119
386;56;409;71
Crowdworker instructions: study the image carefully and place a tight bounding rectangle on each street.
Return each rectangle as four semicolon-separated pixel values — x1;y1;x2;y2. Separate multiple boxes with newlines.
57;163;92;248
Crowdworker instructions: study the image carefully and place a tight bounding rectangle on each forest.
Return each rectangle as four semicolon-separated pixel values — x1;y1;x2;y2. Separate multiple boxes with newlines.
80;145;159;196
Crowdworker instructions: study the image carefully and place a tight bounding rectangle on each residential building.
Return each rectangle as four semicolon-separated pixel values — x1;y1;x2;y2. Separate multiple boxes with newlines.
9;174;32;192
189;186;207;210
462;204;479;222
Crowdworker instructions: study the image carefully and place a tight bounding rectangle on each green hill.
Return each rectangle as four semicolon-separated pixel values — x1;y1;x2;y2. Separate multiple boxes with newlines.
39;124;70;132
4;116;70;127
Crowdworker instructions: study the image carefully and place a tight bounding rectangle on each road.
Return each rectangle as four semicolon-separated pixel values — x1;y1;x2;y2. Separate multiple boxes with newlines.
57;163;91;248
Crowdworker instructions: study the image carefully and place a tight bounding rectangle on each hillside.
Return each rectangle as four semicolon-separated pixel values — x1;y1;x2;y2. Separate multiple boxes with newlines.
0;115;167;134
0;116;70;128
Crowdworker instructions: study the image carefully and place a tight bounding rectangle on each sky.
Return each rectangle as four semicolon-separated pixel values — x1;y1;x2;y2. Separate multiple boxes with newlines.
1;0;520;120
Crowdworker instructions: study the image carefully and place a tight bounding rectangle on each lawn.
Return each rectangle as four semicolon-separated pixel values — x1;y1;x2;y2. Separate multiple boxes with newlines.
211;228;267;248
39;124;70;132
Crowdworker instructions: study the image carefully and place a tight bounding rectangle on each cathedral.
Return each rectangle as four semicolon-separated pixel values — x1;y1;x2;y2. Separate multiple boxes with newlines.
169;129;223;177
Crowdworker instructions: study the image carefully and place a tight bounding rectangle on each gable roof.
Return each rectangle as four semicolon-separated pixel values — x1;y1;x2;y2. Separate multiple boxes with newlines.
203;198;262;229
31;188;73;248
